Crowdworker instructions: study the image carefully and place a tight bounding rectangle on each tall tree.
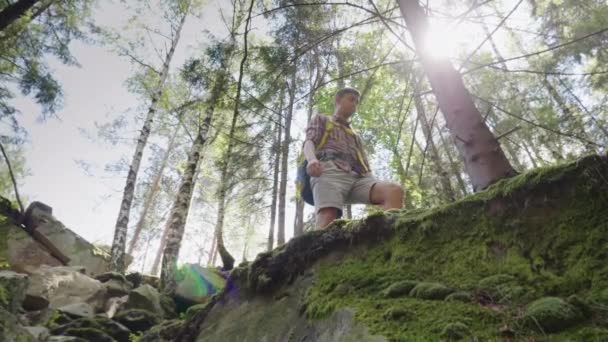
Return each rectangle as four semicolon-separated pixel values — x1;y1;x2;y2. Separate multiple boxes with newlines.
267;86;284;251
396;0;516;191
109;0;190;272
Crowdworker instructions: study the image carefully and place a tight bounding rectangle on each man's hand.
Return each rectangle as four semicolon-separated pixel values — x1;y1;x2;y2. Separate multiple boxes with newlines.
306;159;323;177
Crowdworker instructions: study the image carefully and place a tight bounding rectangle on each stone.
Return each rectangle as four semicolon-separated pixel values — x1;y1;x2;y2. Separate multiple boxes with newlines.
138;319;183;342
381;280;418;298
0;218;63;273
0;270;29;313
125;272;159;289
441;322;470;340
477;274;530;303
445;291;471;303
125;284;162;314
96;272;133;297
383;307;411;320
24;265;107;312
175;264;226;304
50;316;131;342
30;209;110;276
184;303;210;320
113;309;160;333
47;336;89;342
58;302;95;318
23;325;50;340
409;282;454;300
61;328;116;342
45;310;74;330
523;297;583;333
22;307;55;326
0;306;37;342
104;295;127;318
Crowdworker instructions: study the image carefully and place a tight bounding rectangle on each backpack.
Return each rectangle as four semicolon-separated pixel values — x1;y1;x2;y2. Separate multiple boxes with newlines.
296;117;369;217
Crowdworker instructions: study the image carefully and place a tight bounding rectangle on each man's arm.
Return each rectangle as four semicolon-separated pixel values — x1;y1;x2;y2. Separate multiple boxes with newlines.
303;140;317;163
304;115;326;177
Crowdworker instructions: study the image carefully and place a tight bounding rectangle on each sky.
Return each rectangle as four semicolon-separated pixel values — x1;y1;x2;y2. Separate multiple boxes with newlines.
6;0;316;270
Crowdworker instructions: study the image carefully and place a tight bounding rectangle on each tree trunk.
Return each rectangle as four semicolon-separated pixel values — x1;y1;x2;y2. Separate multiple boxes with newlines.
211;0;255;270
159;110;212;294
150;220;170;275
109;7;188;273
127;126;180;259
277;68;297;245
413;72;456;201
0;0;41;32
207;234;217;266
396;0;516;191
267;87;284;251
436;124;469;195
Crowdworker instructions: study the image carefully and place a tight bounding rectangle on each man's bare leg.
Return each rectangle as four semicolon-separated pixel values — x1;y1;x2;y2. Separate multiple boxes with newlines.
370;182;404;209
316;207;338;229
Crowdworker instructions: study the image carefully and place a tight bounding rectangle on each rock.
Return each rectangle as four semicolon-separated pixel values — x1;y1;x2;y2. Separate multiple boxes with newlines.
477;274;530;303
58;302;95;318
160;293;177;319
445;291;471;303
113;309;160;333
383;307;411;320
50;316;131;342
125;284;162;314
175;264;226;304
61;328;116;342
381;280;418;298
22;307;55;326
96;272;133;297
409;282;454;300
184;303;210;320
125;272;159;289
524;297;583;333
0;270;29;313
24;265;107;311
441;322;470;340
0;306;37;342
0;217;63;273
45;310;74;330
22;202;110;276
47;335;90;341
138;319;183;342
104;295;127;318
23;325;50;340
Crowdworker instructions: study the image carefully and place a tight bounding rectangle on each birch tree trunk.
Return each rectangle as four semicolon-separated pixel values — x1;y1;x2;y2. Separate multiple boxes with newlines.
127;126;180;259
277;69;296;245
160;110;212;294
109;7;188;273
267;87;284;251
396;0;516;191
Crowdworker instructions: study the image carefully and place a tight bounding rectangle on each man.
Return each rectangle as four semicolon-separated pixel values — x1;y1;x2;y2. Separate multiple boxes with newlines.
304;87;404;229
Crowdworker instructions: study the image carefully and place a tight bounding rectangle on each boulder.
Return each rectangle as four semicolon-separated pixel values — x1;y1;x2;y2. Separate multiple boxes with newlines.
0;270;29;313
138;319;183;342
95;272;133;297
409;282;454;300
24;266;107;311
50;316;130;342
113;309;160;333
58;302;95;318
23;202;110;276
104;295;127;318
47;336;89;342
175;264;226;304
124;284;162;314
523;297;583;333
23;325;50;341
0;306;37;342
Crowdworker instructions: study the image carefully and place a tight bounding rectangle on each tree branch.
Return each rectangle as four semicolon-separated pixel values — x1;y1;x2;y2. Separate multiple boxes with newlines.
0;140;24;214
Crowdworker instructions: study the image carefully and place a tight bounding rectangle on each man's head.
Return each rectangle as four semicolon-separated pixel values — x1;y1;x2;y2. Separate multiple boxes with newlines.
334;87;360;119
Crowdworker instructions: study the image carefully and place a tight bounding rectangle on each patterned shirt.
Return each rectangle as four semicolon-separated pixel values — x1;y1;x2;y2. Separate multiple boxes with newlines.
305;114;371;175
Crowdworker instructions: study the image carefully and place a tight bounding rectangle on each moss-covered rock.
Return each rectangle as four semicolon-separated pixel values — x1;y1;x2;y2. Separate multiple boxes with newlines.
440;322;470;340
383;307;411;321
381;280;418;298
0;306;37;342
113;309;160;333
409;282;453;300
445;291;471;303
138;319;183;342
61;327;116;342
50;316;131;342
523;297;583;333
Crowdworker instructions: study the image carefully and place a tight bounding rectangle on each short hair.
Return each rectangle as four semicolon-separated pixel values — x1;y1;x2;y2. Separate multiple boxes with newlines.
335;87;361;99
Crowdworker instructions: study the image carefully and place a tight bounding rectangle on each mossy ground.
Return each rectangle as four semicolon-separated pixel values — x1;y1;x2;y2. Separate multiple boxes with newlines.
304;155;608;341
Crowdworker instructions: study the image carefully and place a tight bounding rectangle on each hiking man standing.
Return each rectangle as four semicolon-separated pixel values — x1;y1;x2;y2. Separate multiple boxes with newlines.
303;87;404;229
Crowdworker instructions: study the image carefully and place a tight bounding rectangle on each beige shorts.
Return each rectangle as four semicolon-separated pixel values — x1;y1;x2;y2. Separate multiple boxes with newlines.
310;160;379;213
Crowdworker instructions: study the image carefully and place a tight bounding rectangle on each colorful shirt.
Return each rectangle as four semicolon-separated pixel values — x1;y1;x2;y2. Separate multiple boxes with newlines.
305;114;371;175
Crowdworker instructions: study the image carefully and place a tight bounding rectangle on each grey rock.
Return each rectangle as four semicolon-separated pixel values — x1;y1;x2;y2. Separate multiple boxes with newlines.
58;302;94;318
0;270;29;313
23;325;50;341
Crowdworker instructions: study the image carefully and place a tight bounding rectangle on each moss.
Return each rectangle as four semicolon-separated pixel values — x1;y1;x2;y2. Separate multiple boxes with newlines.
440;322;470;340
62;327;115;342
0;284;7;309
409;282;453;300
296;155;608;340
381;280;418;298
445;292;471;303
383;307;411;321
524;297;584;333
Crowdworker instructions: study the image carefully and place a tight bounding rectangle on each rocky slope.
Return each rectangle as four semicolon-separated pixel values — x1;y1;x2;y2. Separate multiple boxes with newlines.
179;154;608;341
